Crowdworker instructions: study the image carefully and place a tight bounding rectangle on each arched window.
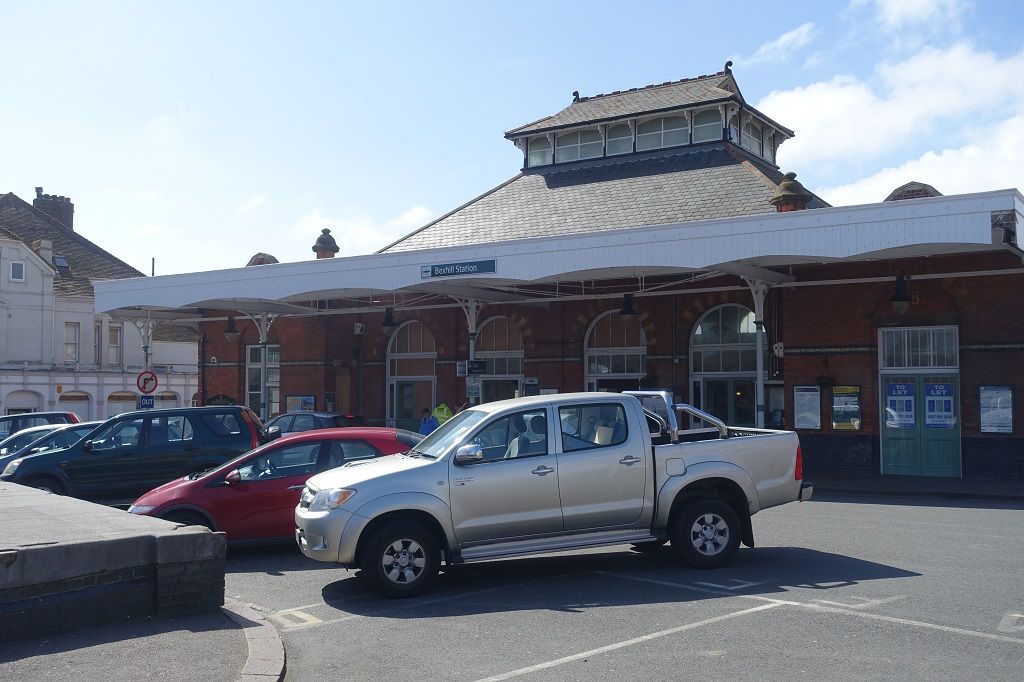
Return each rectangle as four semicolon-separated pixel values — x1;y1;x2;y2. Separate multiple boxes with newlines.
605;123;633;156
387;321;436;431
585;310;647;391
555;128;603;162
476;316;525;403
742;120;762;155
728;115;740;145
635;115;688;151
689;304;760;427
155;391;179;410
58;390;92;421
692;109;721;142
107;391;138;418
527;136;552;167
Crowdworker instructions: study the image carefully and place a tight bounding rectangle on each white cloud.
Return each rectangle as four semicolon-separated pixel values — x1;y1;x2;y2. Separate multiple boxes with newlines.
288;205;434;260
743;22;818;65
854;0;966;31
818;113;1024;205
757;42;1024;170
238;193;266;212
132;223;184;238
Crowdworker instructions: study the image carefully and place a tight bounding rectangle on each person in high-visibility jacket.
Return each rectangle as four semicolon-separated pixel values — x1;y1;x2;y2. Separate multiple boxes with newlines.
432;403;453;425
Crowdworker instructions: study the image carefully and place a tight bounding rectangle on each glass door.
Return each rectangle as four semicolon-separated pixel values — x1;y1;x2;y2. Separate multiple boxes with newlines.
697;378;755;427
388;380;435;432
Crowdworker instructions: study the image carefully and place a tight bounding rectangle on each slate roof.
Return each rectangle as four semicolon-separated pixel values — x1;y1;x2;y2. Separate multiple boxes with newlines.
506;67;792;138
380;143;829;253
0;192;144;298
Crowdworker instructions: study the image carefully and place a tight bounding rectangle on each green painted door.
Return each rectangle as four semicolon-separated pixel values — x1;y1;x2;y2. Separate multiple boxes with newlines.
881;375;961;477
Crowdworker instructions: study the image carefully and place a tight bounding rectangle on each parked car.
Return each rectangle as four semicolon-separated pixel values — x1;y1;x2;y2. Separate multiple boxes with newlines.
0;411;79;441
295;391;812;597
265;412;367;433
129;427;422;542
0;421;102;470
0;406;274;502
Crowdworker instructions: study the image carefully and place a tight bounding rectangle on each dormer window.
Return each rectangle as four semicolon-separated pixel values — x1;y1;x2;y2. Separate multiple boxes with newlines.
742;120;763;155
555;129;603;162
692;109;721;143
605;123;633;156
765;134;776;163
636;115;688;151
527;137;552;167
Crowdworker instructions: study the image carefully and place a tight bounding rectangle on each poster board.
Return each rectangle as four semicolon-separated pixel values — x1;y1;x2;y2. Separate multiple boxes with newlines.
793;386;821;430
980;385;1013;434
286;395;315;412
924;382;955;429
885;383;915;429
831;385;862;430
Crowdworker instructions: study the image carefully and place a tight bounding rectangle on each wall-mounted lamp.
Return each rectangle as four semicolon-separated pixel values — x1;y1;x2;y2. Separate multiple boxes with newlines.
223;317;241;343
380;308;397;333
889;275;912;315
619;294;638;318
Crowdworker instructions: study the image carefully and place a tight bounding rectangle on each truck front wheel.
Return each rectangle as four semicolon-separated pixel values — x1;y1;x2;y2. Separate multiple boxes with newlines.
670;499;740;569
358;521;440;598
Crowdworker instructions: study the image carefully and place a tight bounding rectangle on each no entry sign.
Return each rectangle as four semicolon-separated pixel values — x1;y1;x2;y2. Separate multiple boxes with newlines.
137;370;158;394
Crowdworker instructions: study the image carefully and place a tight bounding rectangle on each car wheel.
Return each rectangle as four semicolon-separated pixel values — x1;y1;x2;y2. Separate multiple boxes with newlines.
162;510;214;530
22;476;65;495
359;522;440;598
670;498;741;569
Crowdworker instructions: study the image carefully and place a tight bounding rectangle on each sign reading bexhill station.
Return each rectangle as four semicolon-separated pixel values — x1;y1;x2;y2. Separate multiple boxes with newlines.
421;259;496;279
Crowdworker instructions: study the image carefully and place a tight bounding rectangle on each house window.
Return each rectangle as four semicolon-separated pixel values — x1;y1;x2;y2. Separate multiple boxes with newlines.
880;327;959;369
605;123;633;156
692;109;722;142
555;129;603;162
94;323;102;365
247;344;280;416
742;120;763;155
584;310;647;391
10;261;25;282
64;322;80;364
527;137;552;167
765;134;776;163
635;115;688;151
107;326;122;366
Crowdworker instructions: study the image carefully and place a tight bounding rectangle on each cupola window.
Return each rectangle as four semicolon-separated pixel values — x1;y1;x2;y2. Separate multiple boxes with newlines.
765;134;776;163
742;120;763;155
527;136;552;167
728;115;740;144
605;123;633;156
691;109;721;143
555;129;603;162
635;115;688;151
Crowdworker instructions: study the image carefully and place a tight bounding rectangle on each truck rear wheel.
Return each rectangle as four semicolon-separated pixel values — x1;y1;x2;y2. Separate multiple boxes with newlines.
358;522;440;598
670;498;740;569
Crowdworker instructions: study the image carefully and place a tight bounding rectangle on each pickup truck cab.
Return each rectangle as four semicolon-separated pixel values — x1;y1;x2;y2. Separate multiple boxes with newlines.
295;392;812;597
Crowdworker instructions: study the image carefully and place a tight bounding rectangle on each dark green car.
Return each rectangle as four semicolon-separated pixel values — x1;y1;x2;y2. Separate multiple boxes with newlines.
1;406;275;503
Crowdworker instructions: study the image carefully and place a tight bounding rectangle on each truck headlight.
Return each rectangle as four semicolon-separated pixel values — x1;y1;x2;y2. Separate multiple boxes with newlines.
309;488;356;512
2;459;22;477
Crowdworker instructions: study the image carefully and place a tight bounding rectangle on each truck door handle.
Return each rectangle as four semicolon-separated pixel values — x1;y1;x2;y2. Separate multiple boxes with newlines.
531;466;555;476
618;456;642;466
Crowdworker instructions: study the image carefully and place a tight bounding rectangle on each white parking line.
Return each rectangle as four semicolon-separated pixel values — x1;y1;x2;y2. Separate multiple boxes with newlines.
813;595;907;610
474;603;782;682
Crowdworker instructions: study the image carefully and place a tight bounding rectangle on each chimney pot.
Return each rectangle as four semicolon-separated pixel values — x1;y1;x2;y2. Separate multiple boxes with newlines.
770;171;813;212
312;228;340;259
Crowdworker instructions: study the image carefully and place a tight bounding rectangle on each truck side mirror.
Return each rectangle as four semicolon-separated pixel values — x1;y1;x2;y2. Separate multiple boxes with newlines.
454;444;484;465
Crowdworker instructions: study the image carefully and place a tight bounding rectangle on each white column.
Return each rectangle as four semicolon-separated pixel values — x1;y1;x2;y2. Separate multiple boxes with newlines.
743;278;769;428
456;298;484;406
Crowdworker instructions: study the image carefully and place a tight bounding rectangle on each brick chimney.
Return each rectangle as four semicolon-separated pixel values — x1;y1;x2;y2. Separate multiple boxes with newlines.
33;187;74;229
769;172;812;212
312;228;340;259
31;239;54;265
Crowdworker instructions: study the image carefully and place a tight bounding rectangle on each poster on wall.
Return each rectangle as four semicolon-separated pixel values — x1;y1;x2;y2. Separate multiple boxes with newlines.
980;385;1013;433
831;386;862;430
794;386;821;430
885;383;915;429
286;395;315;412
924;383;956;429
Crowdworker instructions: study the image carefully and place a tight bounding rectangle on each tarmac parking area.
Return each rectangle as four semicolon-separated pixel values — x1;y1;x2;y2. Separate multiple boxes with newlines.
225;494;1024;681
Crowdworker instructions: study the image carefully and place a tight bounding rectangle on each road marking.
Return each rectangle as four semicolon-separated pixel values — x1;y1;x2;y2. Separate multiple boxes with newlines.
813;595;907;610
602;570;1024;645
997;613;1024;633
474;603;783;681
695;579;765;591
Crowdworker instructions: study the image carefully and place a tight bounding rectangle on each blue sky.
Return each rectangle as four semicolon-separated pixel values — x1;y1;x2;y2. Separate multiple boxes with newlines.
2;0;1022;275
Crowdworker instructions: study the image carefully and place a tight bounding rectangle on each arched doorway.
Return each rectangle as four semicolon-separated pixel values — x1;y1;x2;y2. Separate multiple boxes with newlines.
584;310;647;392
4;389;43;414
386;321;436;431
107;391;138;417
155;391;179;410
476;316;524;403
689;304;759;427
58;391;92;421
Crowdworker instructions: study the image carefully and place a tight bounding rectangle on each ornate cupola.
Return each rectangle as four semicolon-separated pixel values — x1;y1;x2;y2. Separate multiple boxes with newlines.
504;62;793;171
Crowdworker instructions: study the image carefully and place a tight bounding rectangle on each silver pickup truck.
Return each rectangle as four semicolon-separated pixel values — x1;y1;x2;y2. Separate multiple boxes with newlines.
295;391;812;597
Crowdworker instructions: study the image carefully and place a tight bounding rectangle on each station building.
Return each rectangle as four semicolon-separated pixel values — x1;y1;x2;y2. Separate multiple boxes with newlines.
95;64;1024;481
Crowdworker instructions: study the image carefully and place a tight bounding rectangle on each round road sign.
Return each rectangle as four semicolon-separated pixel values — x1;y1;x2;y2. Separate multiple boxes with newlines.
137;370;158;394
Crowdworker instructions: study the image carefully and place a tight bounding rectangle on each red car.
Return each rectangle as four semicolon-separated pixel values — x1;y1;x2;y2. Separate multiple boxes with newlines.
128;428;421;542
